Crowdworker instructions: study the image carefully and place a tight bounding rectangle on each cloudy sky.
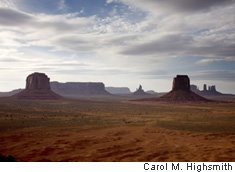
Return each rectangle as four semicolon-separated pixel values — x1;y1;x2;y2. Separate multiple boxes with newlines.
0;0;234;93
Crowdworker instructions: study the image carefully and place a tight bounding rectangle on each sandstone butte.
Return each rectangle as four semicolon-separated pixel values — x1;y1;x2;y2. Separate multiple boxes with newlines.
15;72;61;100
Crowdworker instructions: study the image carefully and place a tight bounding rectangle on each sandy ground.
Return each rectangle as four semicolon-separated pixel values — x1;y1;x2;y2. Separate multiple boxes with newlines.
1;98;235;162
1;126;235;162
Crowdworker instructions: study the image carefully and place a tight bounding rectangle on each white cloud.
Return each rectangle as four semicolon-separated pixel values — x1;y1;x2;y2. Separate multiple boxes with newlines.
0;0;234;93
0;0;17;8
120;0;235;15
197;57;235;65
106;0;115;4
57;0;67;11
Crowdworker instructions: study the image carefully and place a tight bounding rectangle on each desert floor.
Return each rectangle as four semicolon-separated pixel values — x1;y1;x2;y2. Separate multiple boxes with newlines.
0;97;235;161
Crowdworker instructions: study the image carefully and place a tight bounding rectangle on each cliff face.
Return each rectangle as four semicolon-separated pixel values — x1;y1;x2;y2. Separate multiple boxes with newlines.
172;75;190;91
26;73;50;90
15;73;60;100
50;82;110;96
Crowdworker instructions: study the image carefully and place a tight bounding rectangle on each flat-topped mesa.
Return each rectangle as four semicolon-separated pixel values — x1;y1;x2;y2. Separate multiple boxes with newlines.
172;75;190;91
50;82;110;96
15;72;60;100
26;72;50;90
105;87;131;94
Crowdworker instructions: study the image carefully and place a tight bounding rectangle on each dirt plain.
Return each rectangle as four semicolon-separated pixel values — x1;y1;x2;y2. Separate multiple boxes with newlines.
0;96;235;162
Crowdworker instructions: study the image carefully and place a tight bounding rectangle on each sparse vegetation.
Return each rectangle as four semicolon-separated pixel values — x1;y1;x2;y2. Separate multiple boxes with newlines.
0;98;234;133
0;98;235;161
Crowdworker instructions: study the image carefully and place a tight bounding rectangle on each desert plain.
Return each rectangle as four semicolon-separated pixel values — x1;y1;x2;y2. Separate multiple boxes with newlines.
0;96;235;162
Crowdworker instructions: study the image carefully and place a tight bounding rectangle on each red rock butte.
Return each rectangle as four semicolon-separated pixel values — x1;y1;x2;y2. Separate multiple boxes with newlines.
172;75;190;91
135;75;209;102
160;75;208;102
15;72;61;100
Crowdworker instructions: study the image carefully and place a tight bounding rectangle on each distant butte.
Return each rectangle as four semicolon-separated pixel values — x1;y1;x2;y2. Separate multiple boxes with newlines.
133;85;150;96
135;75;209;102
159;75;208;102
191;84;222;96
15;72;61;100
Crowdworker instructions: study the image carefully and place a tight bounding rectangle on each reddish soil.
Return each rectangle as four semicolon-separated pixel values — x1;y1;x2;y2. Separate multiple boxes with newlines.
1;126;234;162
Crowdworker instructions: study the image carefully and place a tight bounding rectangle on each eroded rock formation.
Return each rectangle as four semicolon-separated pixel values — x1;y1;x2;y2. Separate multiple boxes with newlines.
191;84;222;96
26;73;50;90
133;85;150;96
159;75;208;102
15;72;60;100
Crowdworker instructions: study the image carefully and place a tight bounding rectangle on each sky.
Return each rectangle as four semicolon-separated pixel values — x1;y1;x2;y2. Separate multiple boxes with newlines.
0;0;235;93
